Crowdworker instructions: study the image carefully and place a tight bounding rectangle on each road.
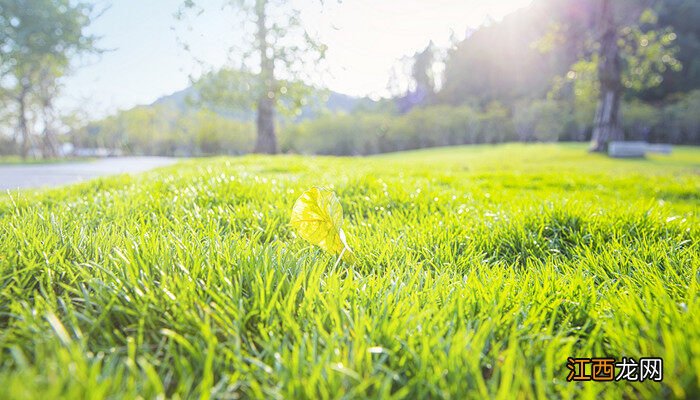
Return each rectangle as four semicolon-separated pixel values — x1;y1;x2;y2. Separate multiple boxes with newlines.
0;157;178;191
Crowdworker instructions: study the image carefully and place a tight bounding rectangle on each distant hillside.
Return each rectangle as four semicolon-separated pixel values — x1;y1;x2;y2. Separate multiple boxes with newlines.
151;84;377;122
152;86;197;111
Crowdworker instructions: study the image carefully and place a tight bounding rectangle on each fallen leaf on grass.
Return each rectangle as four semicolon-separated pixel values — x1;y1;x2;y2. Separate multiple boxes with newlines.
290;187;355;264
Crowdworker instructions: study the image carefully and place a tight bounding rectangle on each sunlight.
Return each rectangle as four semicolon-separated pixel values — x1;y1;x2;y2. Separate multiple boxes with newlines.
2;1;699;398
59;0;535;113
318;0;536;98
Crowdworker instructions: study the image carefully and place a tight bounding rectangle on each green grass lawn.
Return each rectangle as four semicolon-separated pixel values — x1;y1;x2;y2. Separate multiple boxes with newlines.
1;143;698;399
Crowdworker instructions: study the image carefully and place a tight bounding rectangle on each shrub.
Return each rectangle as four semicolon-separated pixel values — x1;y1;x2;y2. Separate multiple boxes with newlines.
514;99;570;142
622;100;662;141
660;90;700;144
281;104;517;155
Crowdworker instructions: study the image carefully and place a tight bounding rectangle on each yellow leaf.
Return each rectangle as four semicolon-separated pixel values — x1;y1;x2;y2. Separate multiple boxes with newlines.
290;187;355;263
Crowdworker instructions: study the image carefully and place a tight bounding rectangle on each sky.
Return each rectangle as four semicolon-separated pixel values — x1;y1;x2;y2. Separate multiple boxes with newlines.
60;0;534;117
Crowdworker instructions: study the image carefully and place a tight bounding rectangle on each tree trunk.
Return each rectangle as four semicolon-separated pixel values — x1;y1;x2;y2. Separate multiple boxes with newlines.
41;99;59;158
40;68;60;158
255;95;276;154
41;125;59;158
18;85;31;160
590;0;623;152
253;0;277;154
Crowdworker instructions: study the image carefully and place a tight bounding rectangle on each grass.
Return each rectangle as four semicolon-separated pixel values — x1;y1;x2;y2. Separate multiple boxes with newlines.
0;143;698;399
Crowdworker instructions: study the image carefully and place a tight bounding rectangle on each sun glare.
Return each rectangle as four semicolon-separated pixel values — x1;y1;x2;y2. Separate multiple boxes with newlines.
319;0;535;98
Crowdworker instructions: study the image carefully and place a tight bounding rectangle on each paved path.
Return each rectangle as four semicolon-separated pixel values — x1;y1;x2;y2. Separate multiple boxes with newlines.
0;157;178;191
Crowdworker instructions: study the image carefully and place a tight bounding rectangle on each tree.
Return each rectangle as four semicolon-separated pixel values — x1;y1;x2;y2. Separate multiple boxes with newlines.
36;58;63;157
178;0;330;154
438;0;684;147
589;0;623;152
0;0;99;159
642;0;700;100
412;42;436;96
589;0;681;151
396;42;437;113
439;1;581;107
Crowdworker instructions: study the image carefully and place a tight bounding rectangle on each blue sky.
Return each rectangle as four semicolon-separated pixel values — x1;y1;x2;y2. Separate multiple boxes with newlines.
59;0;533;117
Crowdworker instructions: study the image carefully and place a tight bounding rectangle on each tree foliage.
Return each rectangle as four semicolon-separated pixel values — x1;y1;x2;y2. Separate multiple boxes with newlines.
0;0;98;158
439;0;689;106
177;0;330;154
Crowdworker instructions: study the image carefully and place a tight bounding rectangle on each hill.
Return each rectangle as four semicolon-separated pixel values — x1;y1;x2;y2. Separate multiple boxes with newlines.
151;82;377;121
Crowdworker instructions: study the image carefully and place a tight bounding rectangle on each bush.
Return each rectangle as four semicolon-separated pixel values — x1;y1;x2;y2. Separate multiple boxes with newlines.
188;110;255;155
281;113;389;155
281;104;517;155
0;136;17;156
622;101;662;141
76;107;255;156
660;90;700;144
514;100;570;142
